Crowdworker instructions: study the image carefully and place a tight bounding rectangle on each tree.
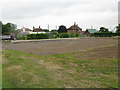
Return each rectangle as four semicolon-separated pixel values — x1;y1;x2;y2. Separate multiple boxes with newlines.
2;23;17;35
116;24;120;33
58;25;67;33
99;27;109;33
0;21;2;34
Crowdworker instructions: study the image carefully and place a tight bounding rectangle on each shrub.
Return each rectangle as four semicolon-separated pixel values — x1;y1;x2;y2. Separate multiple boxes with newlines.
69;33;76;38
59;33;69;38
75;33;79;37
93;32;120;37
26;33;48;39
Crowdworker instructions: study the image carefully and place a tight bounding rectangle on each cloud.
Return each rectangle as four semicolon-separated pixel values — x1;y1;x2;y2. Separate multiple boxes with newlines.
1;0;119;30
1;0;92;19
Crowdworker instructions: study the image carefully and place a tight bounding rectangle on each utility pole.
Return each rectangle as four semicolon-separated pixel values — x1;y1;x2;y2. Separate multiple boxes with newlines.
91;25;93;29
56;25;57;30
48;24;49;30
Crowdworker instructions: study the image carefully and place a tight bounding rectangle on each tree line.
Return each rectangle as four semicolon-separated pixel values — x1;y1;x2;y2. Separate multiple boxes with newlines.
1;22;17;35
1;21;120;37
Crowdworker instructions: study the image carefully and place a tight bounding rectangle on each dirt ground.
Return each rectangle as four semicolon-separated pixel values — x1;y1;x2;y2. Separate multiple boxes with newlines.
2;38;119;56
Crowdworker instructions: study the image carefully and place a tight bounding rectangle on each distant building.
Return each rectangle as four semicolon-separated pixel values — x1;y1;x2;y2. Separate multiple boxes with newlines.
67;22;84;34
84;29;98;36
16;27;33;36
33;26;44;32
21;27;33;32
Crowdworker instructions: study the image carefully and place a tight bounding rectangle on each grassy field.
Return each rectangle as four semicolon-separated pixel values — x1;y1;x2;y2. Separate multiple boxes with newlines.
2;45;118;88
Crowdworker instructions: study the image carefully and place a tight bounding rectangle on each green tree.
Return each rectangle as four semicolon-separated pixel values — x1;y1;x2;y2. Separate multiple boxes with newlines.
2;23;17;35
116;24;120;33
99;27;109;33
0;21;2;34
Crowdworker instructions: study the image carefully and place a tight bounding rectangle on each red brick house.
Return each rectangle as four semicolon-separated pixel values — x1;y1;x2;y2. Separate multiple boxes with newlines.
67;22;84;34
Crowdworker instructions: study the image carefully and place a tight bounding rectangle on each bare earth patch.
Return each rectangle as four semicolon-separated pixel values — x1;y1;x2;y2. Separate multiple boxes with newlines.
2;38;118;55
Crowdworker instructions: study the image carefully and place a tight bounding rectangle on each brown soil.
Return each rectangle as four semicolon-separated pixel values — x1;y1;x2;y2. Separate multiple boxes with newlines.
75;45;118;60
2;38;118;56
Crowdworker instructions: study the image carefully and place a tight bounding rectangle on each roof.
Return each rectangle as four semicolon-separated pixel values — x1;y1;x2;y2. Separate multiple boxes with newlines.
68;23;82;31
25;28;32;31
33;26;43;32
21;27;32;32
86;29;98;33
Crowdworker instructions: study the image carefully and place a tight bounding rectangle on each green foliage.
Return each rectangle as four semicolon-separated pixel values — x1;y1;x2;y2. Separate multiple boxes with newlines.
99;27;109;33
93;32;120;37
2;23;17;35
59;33;69;38
116;24;120;33
26;33;49;39
68;33;76;37
92;27;120;37
75;33;79;37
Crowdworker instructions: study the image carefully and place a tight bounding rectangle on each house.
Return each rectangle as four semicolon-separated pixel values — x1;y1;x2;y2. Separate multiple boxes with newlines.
21;27;33;32
17;27;33;35
33;26;44;32
84;29;98;36
67;22;83;34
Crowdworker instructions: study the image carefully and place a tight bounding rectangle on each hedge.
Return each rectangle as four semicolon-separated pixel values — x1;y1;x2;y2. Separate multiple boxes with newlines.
93;33;120;37
26;33;49;39
59;33;69;38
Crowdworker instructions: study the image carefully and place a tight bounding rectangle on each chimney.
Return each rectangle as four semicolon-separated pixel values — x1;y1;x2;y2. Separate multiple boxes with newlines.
74;22;76;26
33;26;35;30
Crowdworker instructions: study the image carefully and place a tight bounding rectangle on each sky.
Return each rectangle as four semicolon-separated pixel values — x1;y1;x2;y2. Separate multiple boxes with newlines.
0;0;119;31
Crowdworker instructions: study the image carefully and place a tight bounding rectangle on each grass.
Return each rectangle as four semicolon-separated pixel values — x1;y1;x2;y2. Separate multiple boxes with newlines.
2;45;118;88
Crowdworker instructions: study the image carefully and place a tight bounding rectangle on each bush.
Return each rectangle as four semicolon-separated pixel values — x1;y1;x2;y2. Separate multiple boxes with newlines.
69;33;76;38
26;33;48;39
93;32;120;37
59;33;69;38
75;33;79;37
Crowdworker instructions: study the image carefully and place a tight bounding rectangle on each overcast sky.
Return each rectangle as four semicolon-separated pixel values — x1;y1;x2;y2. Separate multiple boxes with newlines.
0;0;119;31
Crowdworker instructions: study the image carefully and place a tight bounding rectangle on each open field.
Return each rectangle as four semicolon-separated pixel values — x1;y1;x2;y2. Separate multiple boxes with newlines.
2;38;119;88
2;38;118;55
